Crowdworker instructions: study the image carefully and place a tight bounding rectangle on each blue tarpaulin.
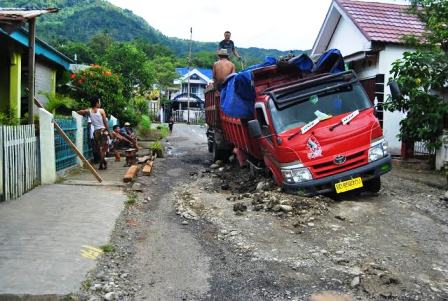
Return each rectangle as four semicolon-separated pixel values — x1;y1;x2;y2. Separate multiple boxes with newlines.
219;50;345;118
289;53;314;73
312;48;345;74
220;57;277;118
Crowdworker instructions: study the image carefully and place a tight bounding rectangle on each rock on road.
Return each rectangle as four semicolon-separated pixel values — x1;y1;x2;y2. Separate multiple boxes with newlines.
81;124;448;301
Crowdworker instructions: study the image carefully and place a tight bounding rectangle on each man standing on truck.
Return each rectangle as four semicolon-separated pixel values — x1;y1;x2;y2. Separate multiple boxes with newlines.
213;49;236;90
218;31;242;60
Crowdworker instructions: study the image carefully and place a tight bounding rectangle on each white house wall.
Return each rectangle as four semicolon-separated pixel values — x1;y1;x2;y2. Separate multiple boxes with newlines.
327;16;371;57
379;44;414;155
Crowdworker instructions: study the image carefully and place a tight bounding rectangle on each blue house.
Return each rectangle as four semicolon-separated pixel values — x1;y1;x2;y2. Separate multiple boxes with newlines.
171;67;213;111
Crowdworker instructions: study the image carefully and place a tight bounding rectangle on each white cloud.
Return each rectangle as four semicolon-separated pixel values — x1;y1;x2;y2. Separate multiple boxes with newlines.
108;0;409;51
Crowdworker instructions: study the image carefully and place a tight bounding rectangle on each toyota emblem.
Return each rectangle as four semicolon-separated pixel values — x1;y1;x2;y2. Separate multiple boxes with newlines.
334;155;346;165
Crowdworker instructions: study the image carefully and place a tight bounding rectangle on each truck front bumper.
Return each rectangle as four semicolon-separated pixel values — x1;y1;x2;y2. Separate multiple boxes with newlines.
283;155;392;195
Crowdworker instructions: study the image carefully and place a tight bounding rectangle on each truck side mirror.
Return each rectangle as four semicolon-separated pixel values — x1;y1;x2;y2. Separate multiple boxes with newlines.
248;120;262;138
389;80;402;101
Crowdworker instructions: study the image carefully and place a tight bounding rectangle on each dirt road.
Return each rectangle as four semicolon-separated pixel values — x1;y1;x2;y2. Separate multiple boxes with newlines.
81;124;448;301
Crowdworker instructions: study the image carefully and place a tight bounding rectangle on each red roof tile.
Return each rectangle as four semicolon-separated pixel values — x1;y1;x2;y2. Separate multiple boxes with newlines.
336;0;426;43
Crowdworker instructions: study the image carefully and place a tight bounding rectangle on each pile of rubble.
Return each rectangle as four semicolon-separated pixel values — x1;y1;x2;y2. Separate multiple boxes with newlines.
188;160;334;228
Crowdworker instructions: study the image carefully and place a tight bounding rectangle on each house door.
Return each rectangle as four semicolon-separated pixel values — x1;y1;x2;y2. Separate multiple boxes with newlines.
360;74;385;128
360;77;376;104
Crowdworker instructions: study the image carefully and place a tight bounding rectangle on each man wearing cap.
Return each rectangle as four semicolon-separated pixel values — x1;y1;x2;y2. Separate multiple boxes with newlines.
213;49;236;90
218;31;241;60
120;122;138;148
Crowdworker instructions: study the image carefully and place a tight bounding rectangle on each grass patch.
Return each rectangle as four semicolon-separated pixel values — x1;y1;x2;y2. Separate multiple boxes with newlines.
150;141;164;158
100;244;115;253
126;192;138;208
81;279;92;290
160;125;170;138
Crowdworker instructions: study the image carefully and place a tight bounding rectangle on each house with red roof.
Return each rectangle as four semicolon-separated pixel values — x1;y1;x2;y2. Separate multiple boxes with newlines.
311;0;425;155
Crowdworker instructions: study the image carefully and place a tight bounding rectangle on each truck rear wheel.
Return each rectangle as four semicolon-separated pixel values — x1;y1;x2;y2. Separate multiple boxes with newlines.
364;177;381;193
213;142;227;162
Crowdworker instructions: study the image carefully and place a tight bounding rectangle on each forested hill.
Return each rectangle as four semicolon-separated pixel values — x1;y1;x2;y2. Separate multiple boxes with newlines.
2;0;304;61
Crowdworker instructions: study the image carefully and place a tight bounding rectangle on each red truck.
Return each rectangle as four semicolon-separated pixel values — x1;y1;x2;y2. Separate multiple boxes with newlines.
205;61;391;195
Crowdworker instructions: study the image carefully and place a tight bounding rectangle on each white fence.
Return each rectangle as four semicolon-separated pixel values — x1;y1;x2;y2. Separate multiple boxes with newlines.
172;109;205;124
0;125;39;201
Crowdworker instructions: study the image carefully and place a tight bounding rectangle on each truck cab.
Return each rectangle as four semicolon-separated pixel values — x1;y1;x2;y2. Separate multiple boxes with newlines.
248;70;391;194
205;56;391;195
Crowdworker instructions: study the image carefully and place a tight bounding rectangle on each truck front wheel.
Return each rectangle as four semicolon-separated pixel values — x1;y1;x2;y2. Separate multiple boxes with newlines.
364;177;381;193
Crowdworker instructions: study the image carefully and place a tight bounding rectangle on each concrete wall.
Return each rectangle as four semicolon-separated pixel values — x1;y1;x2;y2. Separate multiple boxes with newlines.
327;16;371;57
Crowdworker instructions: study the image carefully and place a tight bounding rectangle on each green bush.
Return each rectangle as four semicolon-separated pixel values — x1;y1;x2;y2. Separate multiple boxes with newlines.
69;65;128;121
130;96;148;117
0;109;19;125
43;93;77;115
160;125;170;138
150;140;163;158
138;115;152;137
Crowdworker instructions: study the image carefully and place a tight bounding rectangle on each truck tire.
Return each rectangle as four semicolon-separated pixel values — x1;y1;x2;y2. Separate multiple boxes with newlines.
213;142;225;162
364;177;381;193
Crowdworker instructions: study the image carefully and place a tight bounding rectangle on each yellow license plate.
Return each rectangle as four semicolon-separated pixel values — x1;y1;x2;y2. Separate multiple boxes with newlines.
335;177;363;193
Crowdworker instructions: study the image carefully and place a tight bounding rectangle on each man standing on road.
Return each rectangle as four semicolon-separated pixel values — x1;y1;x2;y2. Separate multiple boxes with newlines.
213;49;236;90
218;31;242;60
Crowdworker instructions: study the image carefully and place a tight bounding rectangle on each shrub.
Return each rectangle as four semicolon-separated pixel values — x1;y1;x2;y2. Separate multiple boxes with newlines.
150;140;163;158
69;65;127;120
43;93;77;115
160;125;170;138
0;108;19;125
138;115;152;137
130;96;148;117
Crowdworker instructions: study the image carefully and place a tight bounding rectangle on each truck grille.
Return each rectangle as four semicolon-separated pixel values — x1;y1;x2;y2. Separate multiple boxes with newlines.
311;150;367;178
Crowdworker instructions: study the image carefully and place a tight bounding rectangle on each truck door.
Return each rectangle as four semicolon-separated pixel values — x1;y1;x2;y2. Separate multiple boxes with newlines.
255;103;276;155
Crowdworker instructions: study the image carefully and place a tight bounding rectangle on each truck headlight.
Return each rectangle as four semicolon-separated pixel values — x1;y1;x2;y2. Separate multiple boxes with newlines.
368;138;388;162
282;167;313;183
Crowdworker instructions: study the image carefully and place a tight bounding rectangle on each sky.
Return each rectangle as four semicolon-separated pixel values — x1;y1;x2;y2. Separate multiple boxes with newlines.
108;0;409;51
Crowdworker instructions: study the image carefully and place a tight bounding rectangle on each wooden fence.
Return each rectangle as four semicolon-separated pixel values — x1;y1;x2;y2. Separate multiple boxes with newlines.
0;125;39;201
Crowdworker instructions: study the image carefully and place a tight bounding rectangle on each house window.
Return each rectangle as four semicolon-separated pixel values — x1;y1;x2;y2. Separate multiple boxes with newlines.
191;86;198;95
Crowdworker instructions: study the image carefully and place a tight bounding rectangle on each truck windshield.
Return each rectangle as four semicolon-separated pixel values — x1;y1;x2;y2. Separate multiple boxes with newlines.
269;83;372;134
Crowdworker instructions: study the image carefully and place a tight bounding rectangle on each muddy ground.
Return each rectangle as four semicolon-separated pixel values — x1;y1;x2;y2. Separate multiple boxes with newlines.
79;124;448;301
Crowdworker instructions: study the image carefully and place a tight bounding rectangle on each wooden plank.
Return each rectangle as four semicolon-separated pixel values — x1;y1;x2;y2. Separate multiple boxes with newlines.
137;155;151;164
123;165;139;183
142;161;154;176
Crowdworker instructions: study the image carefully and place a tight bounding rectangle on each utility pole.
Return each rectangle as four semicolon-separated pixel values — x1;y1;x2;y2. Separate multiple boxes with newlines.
187;27;192;124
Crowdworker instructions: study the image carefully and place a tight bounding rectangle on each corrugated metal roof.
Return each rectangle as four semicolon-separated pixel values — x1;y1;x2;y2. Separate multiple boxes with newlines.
0;8;58;23
336;0;426;43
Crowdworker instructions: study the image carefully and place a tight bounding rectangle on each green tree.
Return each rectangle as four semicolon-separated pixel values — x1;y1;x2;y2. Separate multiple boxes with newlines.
132;40;175;60
150;56;178;88
384;0;448;153
58;42;96;64
191;51;216;68
89;31;113;58
69;65;132;122
101;42;155;97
